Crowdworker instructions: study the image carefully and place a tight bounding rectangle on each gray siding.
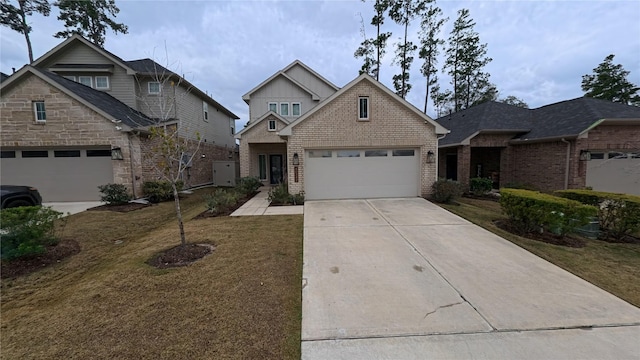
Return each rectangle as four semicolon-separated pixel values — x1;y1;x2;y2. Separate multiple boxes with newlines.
284;63;336;100
249;76;316;123
39;42;136;108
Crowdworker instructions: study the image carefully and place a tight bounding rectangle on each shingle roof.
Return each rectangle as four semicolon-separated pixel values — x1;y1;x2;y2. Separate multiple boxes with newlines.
33;68;155;128
126;59;173;75
0;72;10;83
435;97;640;145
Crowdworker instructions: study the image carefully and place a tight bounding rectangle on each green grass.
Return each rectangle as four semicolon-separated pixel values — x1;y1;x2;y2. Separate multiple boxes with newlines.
1;188;303;359
439;197;640;308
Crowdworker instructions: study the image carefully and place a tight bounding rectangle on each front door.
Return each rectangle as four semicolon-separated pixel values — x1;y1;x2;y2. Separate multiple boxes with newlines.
446;154;458;181
269;154;283;184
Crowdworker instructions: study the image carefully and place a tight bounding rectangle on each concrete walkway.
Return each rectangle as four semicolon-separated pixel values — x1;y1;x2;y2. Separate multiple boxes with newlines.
43;201;103;216
230;189;303;216
302;198;640;359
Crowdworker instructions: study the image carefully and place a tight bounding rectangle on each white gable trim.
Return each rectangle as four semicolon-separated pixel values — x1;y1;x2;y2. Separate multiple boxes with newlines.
280;74;449;136
234;111;289;139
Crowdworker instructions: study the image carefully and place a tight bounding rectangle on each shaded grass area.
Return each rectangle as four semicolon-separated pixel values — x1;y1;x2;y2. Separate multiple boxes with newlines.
439;197;640;308
1;188;303;359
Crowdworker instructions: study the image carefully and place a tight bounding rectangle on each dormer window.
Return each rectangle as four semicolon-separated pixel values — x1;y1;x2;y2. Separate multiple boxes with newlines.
268;120;277;131
280;103;289;116
78;76;93;87
358;96;369;120
95;76;109;90
148;82;161;94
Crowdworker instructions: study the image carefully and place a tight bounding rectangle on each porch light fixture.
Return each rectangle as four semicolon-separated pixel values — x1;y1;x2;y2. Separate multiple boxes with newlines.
579;150;591;161
292;153;300;165
426;150;435;163
111;147;123;160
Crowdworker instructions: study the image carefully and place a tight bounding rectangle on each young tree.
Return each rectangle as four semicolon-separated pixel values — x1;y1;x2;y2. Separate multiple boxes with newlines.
443;8;492;111
54;0;128;47
581;54;640;106
500;95;529;108
354;1;391;80
0;0;51;63
418;2;446;113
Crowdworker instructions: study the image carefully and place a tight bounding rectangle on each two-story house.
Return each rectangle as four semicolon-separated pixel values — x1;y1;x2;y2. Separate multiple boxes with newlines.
0;35;239;202
236;60;448;200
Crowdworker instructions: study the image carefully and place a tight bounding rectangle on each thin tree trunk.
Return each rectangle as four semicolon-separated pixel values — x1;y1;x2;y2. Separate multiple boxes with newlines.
173;185;186;246
424;75;430;113
18;1;33;63
402;10;409;98
376;0;380;81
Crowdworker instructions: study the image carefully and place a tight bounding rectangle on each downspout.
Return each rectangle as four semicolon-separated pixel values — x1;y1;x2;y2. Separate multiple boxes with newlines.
435;133;448;181
561;138;570;190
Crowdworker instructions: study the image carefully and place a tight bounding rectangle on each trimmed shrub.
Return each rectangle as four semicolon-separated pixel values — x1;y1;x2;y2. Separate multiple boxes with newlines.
502;182;539;191
500;188;597;236
0;206;65;260
204;189;240;214
143;180;184;203
98;183;132;205
469;177;493;196
236;176;262;196
431;179;465;203
291;192;305;205
556;189;640;240
268;183;291;205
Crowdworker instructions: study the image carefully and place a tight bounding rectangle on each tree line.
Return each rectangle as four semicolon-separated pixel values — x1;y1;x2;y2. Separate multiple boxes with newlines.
354;0;639;116
1;0;127;63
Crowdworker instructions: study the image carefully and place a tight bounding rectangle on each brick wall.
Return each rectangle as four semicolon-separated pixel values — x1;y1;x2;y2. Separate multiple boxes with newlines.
0;74;143;196
286;79;438;196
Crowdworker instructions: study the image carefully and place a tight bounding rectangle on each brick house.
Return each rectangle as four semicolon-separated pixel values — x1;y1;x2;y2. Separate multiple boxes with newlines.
435;98;640;195
236;60;448;200
0;35;239;201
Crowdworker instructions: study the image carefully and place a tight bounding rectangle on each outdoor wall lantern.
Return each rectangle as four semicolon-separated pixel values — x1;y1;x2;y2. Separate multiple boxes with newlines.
111;147;124;160
292;153;300;165
426;150;435;163
579;150;591;161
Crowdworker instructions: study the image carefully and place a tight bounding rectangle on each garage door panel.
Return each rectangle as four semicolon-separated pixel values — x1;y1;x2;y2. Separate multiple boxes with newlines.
586;151;640;196
305;149;420;200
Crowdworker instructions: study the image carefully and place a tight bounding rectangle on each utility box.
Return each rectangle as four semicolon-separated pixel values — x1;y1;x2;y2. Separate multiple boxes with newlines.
213;161;236;187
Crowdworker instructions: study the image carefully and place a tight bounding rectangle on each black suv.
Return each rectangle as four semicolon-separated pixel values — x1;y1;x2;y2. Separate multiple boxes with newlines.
0;185;43;209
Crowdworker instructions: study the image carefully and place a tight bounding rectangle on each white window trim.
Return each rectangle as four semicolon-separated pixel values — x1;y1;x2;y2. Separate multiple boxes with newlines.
280;102;290;116
33;101;46;123
292;102;301;117
203;102;209;122
94;76;110;90
358;96;369;121
268;102;278;113
148;81;161;95
268;119;277;131
78;76;93;87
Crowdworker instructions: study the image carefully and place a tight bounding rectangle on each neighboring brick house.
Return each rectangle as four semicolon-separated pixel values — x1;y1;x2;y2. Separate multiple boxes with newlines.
236;60;448;200
0;35;239;201
435;97;640;195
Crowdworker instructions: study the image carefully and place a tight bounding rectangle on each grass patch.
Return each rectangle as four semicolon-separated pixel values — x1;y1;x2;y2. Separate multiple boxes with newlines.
1;188;303;359
439;197;640;308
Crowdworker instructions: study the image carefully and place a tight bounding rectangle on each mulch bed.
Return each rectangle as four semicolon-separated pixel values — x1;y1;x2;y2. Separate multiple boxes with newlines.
193;191;258;219
494;219;587;248
146;243;215;269
0;239;81;279
88;203;152;212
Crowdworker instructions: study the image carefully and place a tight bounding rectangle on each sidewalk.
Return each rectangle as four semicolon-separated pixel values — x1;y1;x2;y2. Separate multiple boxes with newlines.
230;188;303;216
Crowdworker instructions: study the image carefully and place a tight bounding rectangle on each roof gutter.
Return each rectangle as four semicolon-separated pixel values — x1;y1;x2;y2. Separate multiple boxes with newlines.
509;134;578;145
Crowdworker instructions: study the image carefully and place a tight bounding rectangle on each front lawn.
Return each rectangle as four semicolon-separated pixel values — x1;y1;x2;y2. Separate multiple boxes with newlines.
1;188;303;359
439;197;640;308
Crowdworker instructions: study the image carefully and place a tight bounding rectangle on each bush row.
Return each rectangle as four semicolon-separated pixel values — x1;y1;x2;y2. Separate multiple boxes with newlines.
204;177;263;214
268;183;305;205
0;206;66;260
556;189;640;240
500;188;597;236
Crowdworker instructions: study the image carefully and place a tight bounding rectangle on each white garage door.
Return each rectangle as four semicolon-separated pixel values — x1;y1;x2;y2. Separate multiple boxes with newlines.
586;151;640;196
0;148;114;202
304;149;420;200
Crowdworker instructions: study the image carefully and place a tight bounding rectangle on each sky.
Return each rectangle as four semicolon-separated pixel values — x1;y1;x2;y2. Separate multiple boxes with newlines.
1;0;639;127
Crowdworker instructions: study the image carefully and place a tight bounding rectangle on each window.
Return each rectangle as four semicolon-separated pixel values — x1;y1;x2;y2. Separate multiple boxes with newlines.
365;150;388;157
608;152;625;159
95;76;109;89
590;152;605;160
268;102;278;113
63;75;76;81
33;101;46;122
148;81;161;94
268;120;277;131
258;154;267;180
22;150;48;158
78;76;93;87
54;150;81;157
280;102;289;116
1;151;16;158
292;103;301;116
86;149;112;157
203;102;209;121
308;150;332;158
230;118;235;135
358;96;369;120
337;150;360;158
392;149;415;157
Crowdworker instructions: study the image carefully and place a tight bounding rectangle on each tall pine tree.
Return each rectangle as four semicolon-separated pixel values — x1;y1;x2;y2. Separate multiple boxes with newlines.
354;0;391;80
0;0;51;63
354;14;376;77
54;0;127;47
582;54;640;106
418;2;446;113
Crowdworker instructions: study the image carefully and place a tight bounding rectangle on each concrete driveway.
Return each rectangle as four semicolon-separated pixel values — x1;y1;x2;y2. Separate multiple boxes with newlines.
43;201;103;216
302;198;640;359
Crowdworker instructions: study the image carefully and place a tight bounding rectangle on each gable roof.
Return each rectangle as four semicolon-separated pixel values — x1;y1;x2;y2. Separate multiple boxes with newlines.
1;65;155;130
280;74;449;136
241;60;339;103
1;72;10;83
435;97;640;146
234;111;289;139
